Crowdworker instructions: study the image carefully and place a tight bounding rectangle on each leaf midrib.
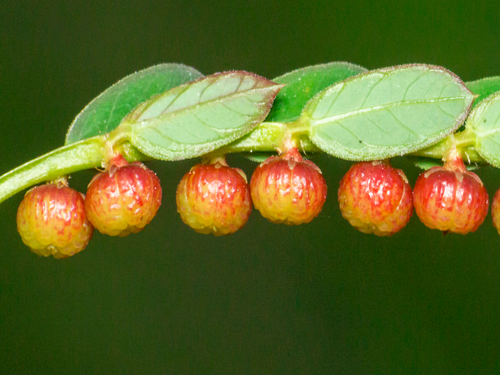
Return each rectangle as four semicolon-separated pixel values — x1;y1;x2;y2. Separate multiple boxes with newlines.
310;96;469;126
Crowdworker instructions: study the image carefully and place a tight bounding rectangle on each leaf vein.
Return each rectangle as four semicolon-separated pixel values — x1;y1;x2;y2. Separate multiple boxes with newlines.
386;109;419;137
368;117;392;136
435;102;455;118
235;76;245;92
323;82;346;118
159;85;192;115
402;74;425;100
334;121;365;144
220;101;254;118
108;90;124;122
191;112;243;135
494;110;500;126
359;74;385;108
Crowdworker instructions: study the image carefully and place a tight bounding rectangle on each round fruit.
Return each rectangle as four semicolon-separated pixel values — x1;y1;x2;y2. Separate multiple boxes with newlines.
176;161;252;236
413;153;489;234
250;148;327;225
16;183;93;258
338;161;413;236
85;158;162;236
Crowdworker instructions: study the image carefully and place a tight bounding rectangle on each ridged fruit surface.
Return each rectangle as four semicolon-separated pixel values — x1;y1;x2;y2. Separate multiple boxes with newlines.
413;155;488;234
250;148;327;225
338;161;413;236
85;161;162;236
16;184;93;258
176;162;252;236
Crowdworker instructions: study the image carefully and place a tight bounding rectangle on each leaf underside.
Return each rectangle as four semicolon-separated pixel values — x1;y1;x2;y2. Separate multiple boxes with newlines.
467;91;500;168
65;64;203;144
127;71;283;160
304;64;474;161
266;62;368;123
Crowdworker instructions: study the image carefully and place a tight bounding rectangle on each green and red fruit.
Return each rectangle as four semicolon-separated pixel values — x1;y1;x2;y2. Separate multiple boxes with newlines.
413;152;489;234
16;183;93;258
85;156;162;237
176;159;252;236
338;161;413;236
250;148;327;225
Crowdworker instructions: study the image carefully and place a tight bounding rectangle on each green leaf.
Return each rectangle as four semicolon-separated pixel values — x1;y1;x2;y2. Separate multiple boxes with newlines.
126;71;283;160
409;156;479;171
304;64;474;161
467;76;500;107
411;157;443;170
241;152;278;163
266;62;367;123
466;91;500;167
65;63;203;144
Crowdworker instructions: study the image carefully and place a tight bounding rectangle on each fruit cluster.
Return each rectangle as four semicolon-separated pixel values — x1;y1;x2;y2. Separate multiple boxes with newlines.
15;146;500;258
17;155;162;258
338;153;490;236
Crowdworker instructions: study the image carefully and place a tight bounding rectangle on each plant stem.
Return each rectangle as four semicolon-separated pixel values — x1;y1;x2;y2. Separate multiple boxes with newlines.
410;130;485;164
0;135;150;204
0;136;105;203
220;121;320;154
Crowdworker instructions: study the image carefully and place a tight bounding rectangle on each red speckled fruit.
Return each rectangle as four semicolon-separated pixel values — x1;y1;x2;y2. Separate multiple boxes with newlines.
338;161;413;236
491;188;500;234
85;158;162;236
176;161;252;236
250;148;327;225
413;153;489;234
16;183;93;258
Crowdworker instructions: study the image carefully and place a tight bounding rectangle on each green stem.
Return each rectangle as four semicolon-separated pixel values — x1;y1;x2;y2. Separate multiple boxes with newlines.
220;121;320;154
0;134;150;204
409;129;485;164
0;136;105;203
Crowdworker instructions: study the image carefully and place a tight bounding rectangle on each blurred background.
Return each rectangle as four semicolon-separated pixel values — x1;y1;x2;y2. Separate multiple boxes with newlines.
1;1;500;374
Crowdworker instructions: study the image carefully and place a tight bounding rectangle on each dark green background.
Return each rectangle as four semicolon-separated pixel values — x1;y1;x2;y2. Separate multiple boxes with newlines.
2;1;500;374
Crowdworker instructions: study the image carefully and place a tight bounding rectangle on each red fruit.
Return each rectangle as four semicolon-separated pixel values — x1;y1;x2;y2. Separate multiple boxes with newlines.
413;152;489;234
491;188;500;234
85;157;162;236
176;160;252;236
338;161;413;236
16;183;93;258
250;148;327;225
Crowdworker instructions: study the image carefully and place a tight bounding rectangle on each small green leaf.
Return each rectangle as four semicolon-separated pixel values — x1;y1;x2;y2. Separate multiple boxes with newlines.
409;156;479;171
65;64;203;144
466;91;500;167
266;62;367;123
241;152;278;163
126;71;282;160
411;157;443;170
467;76;500;107
304;64;474;160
